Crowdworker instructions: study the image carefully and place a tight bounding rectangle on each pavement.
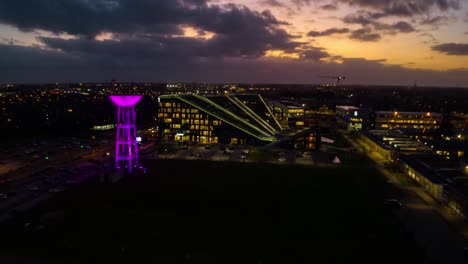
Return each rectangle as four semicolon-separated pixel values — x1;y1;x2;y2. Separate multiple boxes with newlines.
342;132;468;264
149;143;332;167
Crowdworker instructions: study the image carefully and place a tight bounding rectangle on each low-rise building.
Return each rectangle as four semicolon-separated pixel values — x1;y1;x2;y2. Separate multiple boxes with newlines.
374;111;441;131
450;113;468;131
268;100;305;128
399;154;468;217
336;105;366;131
304;107;335;128
359;129;431;162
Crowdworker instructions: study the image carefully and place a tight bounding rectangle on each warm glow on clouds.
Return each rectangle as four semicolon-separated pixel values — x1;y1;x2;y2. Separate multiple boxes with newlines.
181;26;215;40
95;32;114;41
265;49;300;59
222;0;468;71
0;0;466;85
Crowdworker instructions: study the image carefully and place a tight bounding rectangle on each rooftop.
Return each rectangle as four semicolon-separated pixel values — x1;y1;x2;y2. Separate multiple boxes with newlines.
376;111;441;117
336;105;359;111
270;100;303;109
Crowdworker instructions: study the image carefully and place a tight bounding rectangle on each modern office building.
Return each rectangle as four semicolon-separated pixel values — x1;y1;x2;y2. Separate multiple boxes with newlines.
268;100;305;128
157;94;283;145
336;105;366;131
373;111;441;131
450;112;468;130
303;107;336;128
359;129;432;162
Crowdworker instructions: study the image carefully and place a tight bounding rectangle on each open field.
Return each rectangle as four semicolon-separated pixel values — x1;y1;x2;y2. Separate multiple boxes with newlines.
0;159;431;264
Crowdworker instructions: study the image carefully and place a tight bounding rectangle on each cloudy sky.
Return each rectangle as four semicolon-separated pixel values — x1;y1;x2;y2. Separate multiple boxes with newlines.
0;0;467;86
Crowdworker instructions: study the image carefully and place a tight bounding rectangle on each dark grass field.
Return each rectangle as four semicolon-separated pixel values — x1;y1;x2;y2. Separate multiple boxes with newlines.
0;160;431;264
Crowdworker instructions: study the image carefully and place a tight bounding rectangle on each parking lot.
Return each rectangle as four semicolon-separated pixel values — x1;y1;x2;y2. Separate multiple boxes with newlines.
143;143;335;166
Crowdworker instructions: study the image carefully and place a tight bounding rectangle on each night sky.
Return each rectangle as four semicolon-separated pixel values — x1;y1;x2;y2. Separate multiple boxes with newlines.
0;0;467;86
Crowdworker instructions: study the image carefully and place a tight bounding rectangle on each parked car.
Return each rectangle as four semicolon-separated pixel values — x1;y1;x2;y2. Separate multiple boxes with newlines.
48;188;63;193
384;198;402;208
27;185;39;191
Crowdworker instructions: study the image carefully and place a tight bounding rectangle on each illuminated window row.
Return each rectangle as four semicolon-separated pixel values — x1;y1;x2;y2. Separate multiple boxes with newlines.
378;120;439;124
159;105;199;114
189;125;213;131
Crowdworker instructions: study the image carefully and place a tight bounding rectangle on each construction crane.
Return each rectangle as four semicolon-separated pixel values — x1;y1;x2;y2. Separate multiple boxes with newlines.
318;75;346;86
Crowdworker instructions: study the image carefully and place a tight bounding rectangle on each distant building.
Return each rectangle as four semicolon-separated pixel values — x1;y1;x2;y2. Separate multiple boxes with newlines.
373;111;441;131
430;140;468;159
157;94;282;145
450;113;468;130
268;100;304;128
399;154;468;217
361;128;468;218
336;105;366;131
359;129;432;162
304;107;336;128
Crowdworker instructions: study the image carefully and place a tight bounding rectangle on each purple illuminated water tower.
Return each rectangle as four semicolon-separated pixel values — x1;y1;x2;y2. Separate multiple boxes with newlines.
110;95;142;173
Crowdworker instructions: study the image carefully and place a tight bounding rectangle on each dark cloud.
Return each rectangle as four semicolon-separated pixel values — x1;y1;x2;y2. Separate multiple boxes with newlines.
39;25;301;60
337;0;460;17
420;16;449;25
343;12;415;37
0;0;288;38
1;43;467;87
374;21;415;33
291;0;311;7
258;0;285;7
432;43;468;55
349;28;381;41
299;47;330;60
419;33;438;44
0;0;466;87
320;4;338;11
0;0;303;60
340;1;459;38
0;0;196;36
307;28;350;37
0;37;25;46
349;27;381;42
343;13;374;26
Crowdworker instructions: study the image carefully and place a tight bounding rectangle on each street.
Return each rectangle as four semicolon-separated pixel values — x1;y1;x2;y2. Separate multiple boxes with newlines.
344;132;468;264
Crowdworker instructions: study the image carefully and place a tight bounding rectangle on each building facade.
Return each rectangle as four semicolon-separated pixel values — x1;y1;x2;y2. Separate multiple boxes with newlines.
157;94;282;145
303;107;336;128
374;111;441;131
268;100;305;128
336;105;366;131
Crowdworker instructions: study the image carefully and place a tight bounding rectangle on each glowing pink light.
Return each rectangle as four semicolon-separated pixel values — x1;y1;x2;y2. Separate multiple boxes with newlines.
110;95;142;174
110;95;142;106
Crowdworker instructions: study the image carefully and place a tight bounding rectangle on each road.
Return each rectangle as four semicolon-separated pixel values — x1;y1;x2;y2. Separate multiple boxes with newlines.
343;132;468;264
